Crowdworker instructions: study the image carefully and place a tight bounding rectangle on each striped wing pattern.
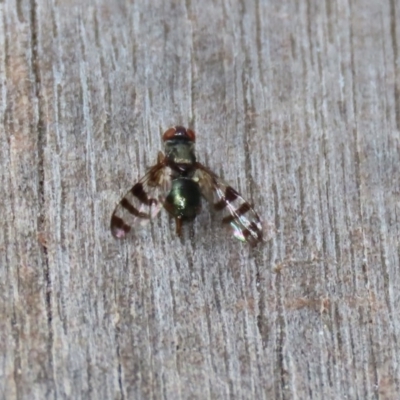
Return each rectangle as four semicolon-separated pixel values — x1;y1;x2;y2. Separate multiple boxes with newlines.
110;161;171;238
195;164;263;246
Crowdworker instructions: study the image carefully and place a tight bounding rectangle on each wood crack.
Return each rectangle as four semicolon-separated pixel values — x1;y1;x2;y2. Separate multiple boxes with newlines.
30;0;56;396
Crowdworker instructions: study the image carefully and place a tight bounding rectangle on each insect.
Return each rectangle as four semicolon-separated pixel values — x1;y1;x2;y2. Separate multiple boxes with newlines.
110;126;263;245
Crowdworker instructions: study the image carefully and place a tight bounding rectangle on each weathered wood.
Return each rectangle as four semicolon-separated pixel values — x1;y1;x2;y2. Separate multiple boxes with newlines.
1;0;399;398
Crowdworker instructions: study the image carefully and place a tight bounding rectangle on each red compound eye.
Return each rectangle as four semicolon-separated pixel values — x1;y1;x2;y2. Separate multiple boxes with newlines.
162;126;196;142
186;128;196;141
162;127;177;141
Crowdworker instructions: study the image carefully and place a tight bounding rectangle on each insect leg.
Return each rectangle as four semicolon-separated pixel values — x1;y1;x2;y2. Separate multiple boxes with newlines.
175;217;183;236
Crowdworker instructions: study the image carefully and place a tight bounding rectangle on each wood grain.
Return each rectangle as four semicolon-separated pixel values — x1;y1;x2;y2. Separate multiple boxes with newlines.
1;0;399;398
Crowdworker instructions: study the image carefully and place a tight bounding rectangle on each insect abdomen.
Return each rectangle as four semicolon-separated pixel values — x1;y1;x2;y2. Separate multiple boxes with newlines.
165;178;201;220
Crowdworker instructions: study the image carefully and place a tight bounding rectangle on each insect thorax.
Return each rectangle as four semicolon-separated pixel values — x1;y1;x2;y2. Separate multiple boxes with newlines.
164;139;196;166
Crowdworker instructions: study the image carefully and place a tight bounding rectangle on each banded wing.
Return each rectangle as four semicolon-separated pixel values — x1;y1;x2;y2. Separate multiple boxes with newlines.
195;163;263;246
111;155;171;238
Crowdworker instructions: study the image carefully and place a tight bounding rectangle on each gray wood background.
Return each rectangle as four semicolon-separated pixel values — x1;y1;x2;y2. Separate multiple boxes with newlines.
1;0;399;399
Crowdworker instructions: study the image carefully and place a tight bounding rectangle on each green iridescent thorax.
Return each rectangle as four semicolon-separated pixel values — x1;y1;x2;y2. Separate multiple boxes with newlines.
165;178;202;220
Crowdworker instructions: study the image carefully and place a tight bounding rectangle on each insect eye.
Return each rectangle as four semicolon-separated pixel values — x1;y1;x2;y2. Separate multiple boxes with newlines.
162;127;177;141
186;129;196;142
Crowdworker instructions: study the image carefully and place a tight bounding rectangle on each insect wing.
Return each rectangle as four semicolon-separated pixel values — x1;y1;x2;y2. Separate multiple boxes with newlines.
195;164;263;245
110;162;171;238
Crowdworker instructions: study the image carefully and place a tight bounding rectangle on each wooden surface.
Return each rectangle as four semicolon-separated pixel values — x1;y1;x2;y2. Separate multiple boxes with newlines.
1;0;399;399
